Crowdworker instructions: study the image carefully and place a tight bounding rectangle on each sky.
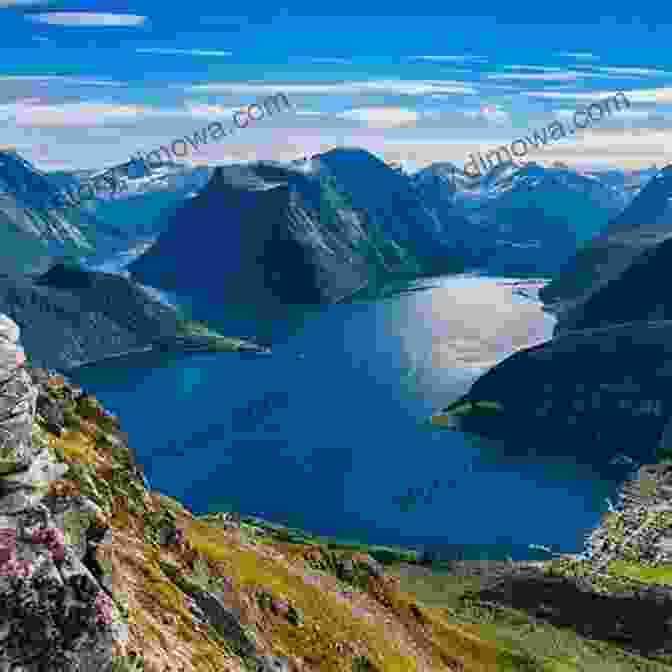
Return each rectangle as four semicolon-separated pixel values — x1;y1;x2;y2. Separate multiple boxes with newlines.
2;0;672;172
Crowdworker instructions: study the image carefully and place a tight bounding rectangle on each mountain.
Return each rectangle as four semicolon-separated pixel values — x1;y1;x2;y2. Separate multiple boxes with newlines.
311;148;482;274
540;164;672;311
432;320;672;463
553;234;672;334
0;261;260;370
47;160;213;267
448;161;628;276
583;165;658;198
0;150;101;273
409;162;500;268
129;158;437;309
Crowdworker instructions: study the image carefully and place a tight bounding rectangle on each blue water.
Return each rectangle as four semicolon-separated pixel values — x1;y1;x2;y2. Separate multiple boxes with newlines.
71;275;623;559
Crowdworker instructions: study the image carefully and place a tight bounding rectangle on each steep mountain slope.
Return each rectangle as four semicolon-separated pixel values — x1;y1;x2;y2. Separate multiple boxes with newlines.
0;150;123;274
553;234;672;334
451;161;627;276
129;160;421;308
0;262;259;370
312;148;480;274
540;164;672;310
432;321;672;462
47;160;213;268
410;162;498;269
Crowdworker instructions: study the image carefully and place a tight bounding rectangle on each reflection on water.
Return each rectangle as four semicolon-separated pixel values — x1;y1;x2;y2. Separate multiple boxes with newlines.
71;274;622;560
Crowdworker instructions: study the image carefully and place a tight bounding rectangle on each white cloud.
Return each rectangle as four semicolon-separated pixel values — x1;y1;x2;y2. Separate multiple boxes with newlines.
184;102;241;118
189;79;478;96
336;107;420;127
136;48;232;57
522;87;672;105
503;65;566;72
3;102;147;126
463;104;510;125
294;109;327;117
0;75;124;86
308;57;352;64
620;87;672;103
554;107;655;121
520;89;624;100
28;12;147;26
591;66;672;77
409;55;486;62
558;52;599;61
486;71;583;81
0;99;258;127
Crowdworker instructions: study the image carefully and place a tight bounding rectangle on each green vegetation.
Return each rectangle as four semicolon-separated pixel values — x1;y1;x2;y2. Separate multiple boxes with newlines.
352;655;380;671
656;446;672;464
110;654;146;672
391;563;672;671
607;560;672;586
175;319;219;338
239;516;419;565
174;318;251;352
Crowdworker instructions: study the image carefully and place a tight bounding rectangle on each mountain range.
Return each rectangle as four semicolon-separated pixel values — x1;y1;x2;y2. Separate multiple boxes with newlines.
0;145;662;369
129;151;640;308
540;164;672;317
443;161;628;276
435;162;672;462
129;152;478;309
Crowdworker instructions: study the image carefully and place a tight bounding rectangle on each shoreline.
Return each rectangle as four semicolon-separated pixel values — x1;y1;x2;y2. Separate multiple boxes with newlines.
65;337;269;372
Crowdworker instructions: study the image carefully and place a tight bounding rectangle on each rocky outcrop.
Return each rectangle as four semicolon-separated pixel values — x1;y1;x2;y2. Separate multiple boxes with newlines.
472;564;672;656
0;314;122;671
470;461;672;658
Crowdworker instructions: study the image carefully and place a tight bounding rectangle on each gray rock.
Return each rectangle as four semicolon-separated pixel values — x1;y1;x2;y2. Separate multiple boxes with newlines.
188;588;255;657
253;654;292;672
0;315;116;671
36;393;65;436
0;317;19;346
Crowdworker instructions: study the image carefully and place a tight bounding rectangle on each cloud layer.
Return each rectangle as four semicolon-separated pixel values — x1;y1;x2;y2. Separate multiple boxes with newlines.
28;13;147;26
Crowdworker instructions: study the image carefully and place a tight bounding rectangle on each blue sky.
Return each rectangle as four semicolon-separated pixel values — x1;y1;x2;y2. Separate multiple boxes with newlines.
2;0;672;172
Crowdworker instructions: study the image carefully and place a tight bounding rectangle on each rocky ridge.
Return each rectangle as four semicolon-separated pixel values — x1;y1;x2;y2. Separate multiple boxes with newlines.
0;314;121;670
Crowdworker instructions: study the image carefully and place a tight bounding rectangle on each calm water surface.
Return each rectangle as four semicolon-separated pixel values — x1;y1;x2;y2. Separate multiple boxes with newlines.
71;274;623;559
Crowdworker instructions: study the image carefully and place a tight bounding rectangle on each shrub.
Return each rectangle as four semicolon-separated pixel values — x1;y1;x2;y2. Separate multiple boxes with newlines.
657;445;672;464
110;653;145;671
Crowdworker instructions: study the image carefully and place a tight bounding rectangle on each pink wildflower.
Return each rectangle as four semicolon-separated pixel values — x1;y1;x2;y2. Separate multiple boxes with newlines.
0;529;17;568
30;526;67;563
0;557;34;580
94;590;114;627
